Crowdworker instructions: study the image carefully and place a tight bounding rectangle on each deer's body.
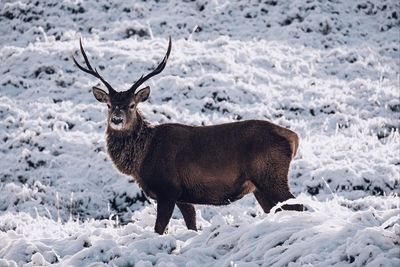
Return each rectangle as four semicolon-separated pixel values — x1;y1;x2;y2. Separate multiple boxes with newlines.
106;115;301;233
73;37;303;234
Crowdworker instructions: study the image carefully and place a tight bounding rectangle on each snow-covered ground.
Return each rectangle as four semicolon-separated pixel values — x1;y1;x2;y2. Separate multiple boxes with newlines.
0;0;399;266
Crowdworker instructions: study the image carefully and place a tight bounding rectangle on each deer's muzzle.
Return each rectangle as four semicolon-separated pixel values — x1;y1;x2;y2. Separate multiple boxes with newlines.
111;115;123;125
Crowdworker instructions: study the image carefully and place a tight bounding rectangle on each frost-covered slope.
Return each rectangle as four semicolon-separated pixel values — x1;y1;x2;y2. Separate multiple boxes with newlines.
0;0;399;266
0;196;399;267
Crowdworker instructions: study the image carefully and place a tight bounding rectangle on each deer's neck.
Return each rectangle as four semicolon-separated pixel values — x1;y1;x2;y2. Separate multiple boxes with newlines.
106;117;153;179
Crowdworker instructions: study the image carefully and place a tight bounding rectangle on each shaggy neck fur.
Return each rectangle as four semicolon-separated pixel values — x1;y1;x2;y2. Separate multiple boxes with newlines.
105;113;153;181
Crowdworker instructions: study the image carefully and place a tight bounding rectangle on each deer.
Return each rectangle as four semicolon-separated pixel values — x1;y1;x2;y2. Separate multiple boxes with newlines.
72;37;303;235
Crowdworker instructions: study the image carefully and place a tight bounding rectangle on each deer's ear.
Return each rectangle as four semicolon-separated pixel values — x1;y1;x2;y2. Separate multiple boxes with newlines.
92;86;109;103
134;86;150;103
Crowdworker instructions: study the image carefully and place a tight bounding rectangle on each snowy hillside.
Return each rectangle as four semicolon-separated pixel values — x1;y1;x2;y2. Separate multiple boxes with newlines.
0;0;399;266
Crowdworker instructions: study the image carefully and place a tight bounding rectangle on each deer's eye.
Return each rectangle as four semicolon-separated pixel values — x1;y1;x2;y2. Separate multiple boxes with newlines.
129;104;135;109
107;104;111;109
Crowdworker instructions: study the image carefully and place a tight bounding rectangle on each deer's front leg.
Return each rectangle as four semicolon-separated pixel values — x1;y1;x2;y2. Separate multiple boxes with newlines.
177;202;197;231
155;197;176;234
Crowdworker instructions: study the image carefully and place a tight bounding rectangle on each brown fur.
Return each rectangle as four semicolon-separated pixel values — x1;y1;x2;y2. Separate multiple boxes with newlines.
106;114;302;234
73;38;302;235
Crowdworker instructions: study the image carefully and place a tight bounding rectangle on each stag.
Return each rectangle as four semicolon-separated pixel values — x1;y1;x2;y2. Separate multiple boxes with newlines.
73;37;303;234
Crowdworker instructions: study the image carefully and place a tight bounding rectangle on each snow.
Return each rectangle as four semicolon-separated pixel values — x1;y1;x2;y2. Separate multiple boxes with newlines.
0;0;399;266
0;196;398;266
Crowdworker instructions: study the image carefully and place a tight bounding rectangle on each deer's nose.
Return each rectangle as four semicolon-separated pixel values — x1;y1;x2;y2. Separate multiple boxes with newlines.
111;116;123;125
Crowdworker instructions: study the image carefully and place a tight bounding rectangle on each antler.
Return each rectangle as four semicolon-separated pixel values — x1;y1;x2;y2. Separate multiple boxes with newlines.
128;36;172;94
72;39;117;95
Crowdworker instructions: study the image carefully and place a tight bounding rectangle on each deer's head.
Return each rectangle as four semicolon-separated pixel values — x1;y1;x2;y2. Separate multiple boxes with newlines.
73;38;171;132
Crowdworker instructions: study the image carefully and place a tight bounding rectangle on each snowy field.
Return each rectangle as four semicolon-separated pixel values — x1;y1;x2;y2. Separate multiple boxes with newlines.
0;0;399;266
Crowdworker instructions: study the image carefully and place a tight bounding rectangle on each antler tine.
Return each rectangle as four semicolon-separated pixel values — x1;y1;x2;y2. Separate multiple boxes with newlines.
72;38;117;95
129;36;172;94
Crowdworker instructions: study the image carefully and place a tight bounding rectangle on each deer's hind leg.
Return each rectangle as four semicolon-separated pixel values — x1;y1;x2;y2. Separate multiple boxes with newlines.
254;189;273;213
267;181;303;212
252;162;303;212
